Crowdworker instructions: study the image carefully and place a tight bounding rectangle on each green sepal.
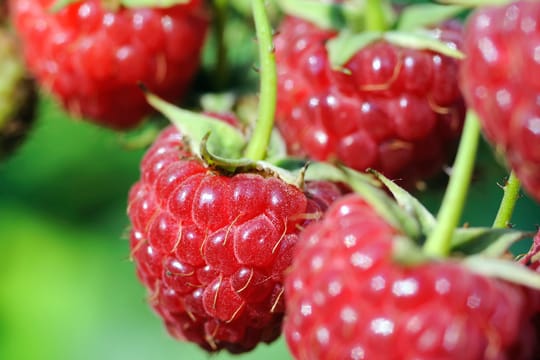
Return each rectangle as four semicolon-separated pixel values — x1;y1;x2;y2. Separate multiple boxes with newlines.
302;160;379;186
327;29;464;69
200;93;236;115
303;161;422;240
392;235;429;266
275;0;367;32
200;136;299;183
463;255;540;290
370;169;436;236
145;91;246;159
396;3;467;31
199;133;253;171
383;30;465;59
451;227;531;257
271;157;309;171
327;31;382;70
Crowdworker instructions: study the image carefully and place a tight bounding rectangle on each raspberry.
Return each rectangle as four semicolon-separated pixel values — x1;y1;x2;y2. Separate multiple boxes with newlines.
127;124;344;353
10;0;209;130
274;16;465;187
460;0;540;202
284;194;540;359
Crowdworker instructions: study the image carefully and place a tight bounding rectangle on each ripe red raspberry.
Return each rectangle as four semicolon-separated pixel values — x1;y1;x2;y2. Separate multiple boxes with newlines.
274;16;465;187
127;124;344;353
284;194;540;359
10;0;208;129
460;0;540;202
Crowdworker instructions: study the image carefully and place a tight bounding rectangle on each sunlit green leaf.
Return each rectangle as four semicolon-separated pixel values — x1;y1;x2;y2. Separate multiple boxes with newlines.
145;92;246;159
397;4;467;31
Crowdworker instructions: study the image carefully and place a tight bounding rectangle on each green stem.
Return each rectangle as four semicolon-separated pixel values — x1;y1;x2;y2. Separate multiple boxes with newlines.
423;111;481;257
243;0;277;161
365;0;388;32
492;171;521;228
213;0;229;90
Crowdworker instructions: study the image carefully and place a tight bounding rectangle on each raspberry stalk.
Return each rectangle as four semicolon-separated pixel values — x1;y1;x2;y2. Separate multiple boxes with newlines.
424;110;481;257
212;0;229;90
243;0;277;161
492;171;521;229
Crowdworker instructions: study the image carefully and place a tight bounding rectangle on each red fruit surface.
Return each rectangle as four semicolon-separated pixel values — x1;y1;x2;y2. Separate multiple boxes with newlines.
284;194;540;359
460;0;540;202
10;0;208;129
274;17;465;187
127;124;344;353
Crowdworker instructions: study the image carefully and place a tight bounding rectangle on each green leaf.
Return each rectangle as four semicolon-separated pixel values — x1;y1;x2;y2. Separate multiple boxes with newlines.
397;4;467;31
452;227;530;257
365;0;396;32
271;157;309;171
275;0;366;31
303;161;379;186
304;162;422;240
327;30;382;69
370;169;436;236
199;133;253;169
384;30;465;59
463;256;540;290
145;92;246;159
